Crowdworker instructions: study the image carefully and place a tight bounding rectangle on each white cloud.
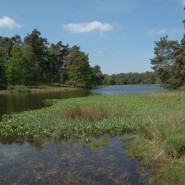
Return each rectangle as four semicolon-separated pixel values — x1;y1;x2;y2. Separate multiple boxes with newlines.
0;16;22;29
182;0;185;6
63;21;112;34
146;28;183;35
147;29;166;35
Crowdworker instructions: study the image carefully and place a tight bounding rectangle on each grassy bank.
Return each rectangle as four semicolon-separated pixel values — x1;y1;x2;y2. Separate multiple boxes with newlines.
0;92;185;184
0;85;80;94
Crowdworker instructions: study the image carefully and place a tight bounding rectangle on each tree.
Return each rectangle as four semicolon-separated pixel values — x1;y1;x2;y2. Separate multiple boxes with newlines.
48;42;69;84
91;65;103;86
11;35;22;46
0;30;101;89
0;47;7;89
21;44;34;85
150;36;183;89
24;29;48;85
151;7;185;89
0;36;13;61
6;46;24;85
65;45;93;88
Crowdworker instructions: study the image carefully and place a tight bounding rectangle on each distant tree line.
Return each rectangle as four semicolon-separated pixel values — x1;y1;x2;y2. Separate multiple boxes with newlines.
102;72;157;85
0;29;160;90
151;8;185;89
0;29;104;89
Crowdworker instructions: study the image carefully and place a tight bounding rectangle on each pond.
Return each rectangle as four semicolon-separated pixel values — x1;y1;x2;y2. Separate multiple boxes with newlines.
0;85;165;119
0;90;91;119
91;85;166;95
0;85;164;185
0;136;147;185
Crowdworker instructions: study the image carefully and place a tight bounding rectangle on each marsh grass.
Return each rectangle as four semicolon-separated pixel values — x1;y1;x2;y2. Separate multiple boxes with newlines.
125;135;185;185
58;105;126;122
165;136;185;158
58;105;110;122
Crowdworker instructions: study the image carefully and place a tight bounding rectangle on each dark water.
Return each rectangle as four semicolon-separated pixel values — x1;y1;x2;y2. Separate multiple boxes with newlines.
0;90;91;119
0;136;147;185
0;85;165;119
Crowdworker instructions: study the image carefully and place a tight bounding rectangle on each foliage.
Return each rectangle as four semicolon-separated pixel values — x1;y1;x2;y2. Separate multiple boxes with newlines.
103;71;156;85
6;46;25;85
24;29;49;85
65;46;93;88
0;47;7;89
0;30;103;89
7;85;31;93
91;65;104;86
151;9;185;89
48;41;69;83
151;36;183;89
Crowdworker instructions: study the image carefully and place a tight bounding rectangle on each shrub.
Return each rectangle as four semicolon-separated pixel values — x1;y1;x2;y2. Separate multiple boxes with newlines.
7;85;31;93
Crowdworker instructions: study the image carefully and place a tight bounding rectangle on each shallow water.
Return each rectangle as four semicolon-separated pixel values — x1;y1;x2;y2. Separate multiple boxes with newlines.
0;85;166;119
0;136;147;185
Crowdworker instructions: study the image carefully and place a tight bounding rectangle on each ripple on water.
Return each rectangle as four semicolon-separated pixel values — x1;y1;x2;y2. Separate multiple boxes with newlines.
0;136;148;185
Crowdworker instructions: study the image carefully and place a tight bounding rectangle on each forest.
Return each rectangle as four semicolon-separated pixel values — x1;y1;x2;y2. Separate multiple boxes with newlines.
103;71;157;85
0;29;104;89
0;29;158;90
1;26;184;90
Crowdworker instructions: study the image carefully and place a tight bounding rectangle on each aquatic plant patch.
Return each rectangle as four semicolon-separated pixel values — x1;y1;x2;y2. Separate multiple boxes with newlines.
1;92;185;184
1;93;185;158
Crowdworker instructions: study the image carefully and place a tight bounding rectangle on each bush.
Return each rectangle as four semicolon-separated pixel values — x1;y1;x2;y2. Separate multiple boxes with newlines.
8;85;31;93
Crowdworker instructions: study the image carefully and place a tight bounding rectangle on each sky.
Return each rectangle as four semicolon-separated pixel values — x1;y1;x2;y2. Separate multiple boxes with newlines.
0;0;184;74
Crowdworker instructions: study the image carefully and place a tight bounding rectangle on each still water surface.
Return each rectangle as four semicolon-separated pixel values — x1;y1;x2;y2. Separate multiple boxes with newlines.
0;90;91;119
0;85;164;185
91;85;165;95
0;136;146;185
0;85;165;118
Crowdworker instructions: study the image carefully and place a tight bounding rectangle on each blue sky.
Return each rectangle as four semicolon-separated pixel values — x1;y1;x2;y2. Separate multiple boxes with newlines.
0;0;184;74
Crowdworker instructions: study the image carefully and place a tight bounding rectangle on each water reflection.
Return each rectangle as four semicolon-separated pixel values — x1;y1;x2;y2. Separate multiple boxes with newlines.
0;85;166;119
0;136;146;185
0;90;91;119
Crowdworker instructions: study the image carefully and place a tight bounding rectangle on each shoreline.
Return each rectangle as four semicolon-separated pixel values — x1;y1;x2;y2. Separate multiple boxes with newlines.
0;84;160;95
0;86;82;95
0;92;185;183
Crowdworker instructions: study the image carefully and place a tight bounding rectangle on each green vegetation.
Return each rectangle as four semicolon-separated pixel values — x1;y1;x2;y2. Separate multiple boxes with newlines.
151;9;185;90
0;30;103;89
1;92;185;183
82;136;111;152
7;85;31;93
0;30;158;91
103;71;157;85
